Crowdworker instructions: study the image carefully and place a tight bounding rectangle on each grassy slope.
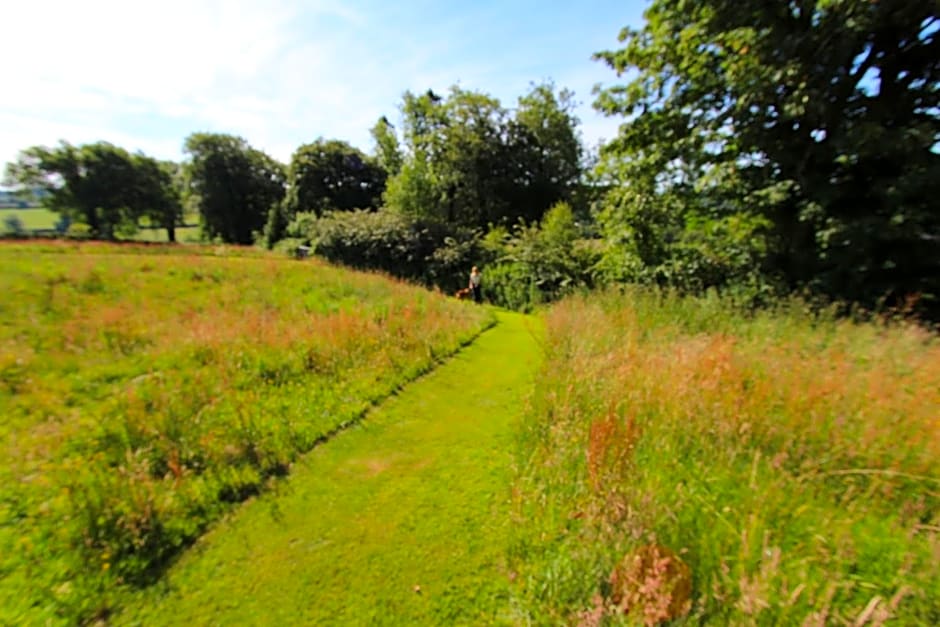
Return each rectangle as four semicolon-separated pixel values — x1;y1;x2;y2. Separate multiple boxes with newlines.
0;243;494;623
118;310;542;625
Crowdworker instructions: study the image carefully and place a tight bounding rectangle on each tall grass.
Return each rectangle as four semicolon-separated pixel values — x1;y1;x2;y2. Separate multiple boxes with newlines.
511;288;939;624
0;243;493;624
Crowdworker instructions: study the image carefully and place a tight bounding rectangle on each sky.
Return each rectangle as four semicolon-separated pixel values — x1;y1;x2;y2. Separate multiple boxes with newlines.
0;0;649;174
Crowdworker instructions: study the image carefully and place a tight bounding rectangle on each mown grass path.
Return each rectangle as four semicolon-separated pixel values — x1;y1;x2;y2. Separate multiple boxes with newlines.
118;310;541;625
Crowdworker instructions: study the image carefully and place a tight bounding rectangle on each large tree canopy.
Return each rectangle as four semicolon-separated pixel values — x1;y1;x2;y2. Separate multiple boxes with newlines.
132;158;184;243
283;139;386;216
4;142;182;241
183;133;285;245
382;84;583;229
506;84;584;224
266;139;387;244
388;87;509;226
594;0;940;315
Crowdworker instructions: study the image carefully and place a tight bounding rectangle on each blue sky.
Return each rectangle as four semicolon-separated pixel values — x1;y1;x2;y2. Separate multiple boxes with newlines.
0;0;649;171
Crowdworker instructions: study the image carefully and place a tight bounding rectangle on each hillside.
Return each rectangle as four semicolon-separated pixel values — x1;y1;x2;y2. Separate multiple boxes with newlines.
0;242;493;624
2;242;937;624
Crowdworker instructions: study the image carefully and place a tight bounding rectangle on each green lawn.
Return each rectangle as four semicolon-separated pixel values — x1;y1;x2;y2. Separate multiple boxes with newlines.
117;310;542;625
130;225;202;243
0;207;200;244
0;208;202;242
0;207;59;230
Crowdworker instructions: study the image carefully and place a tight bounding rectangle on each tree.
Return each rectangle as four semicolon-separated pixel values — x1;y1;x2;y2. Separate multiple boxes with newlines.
3;142;176;240
385;87;502;225
370;116;403;176
383;84;584;229
183;133;285;245
284;139;385;216
131;157;184;243
432;88;509;227
505;83;584;223
594;0;940;315
383;89;449;221
265;139;386;245
382;158;438;222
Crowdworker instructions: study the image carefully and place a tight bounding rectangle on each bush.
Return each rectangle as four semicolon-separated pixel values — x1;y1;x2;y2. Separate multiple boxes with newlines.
487;203;600;310
284;203;600;311
66;222;93;240
481;262;543;311
287;209;491;292
2;215;25;236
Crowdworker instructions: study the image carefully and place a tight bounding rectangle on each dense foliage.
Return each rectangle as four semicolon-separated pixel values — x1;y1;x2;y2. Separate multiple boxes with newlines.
483;203;599;311
382;84;584;228
183;133;286;245
3;1;937;317
593;0;940;318
287;209;486;292
3;143;182;241
285;202;596;310
265;139;386;245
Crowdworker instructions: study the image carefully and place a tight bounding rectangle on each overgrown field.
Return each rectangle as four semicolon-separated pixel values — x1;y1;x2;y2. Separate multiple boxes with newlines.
511;289;939;624
0;242;493;624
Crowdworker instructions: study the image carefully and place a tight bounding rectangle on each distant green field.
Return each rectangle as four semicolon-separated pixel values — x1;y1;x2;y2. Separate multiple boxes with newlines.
131;225;202;243
0;208;202;243
0;207;59;230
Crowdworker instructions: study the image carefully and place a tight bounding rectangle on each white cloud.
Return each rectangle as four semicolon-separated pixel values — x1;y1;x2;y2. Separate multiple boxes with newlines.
0;0;629;171
0;0;368;164
0;111;183;162
4;1;288;105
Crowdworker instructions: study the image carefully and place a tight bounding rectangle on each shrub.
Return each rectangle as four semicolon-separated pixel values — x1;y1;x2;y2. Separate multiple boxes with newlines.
596;180;779;307
2;215;25;236
65;222;93;240
287;209;491;292
285;203;601;311
487;203;600;310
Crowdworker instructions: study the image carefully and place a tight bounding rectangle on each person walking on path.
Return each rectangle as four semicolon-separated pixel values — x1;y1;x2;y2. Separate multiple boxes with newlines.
469;266;483;303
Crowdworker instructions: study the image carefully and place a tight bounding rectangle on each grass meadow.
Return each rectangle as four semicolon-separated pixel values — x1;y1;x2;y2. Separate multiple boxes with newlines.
510;289;939;625
117;312;539;625
0;242;493;624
